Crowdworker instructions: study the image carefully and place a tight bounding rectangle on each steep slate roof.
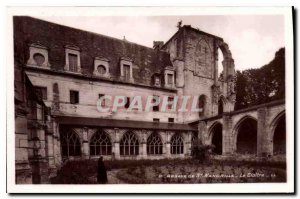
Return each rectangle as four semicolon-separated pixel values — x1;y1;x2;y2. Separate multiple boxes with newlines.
13;17;173;86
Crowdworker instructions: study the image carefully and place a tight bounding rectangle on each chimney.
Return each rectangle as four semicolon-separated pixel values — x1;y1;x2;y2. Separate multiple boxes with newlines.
153;41;164;50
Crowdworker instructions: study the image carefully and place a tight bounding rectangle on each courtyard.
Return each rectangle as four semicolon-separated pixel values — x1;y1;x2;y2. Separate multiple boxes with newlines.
51;156;286;184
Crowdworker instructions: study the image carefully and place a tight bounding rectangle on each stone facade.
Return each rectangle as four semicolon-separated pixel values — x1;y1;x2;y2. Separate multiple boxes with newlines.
198;100;286;157
13;17;285;184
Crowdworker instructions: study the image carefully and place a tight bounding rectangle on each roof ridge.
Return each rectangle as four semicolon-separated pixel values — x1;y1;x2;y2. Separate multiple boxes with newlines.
25;16;159;51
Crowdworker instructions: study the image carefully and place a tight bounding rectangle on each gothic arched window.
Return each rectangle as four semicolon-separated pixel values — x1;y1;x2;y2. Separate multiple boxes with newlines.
198;95;207;117
120;131;139;156
171;134;184;154
61;130;81;157
90;130;112;156
218;97;224;115
147;133;163;155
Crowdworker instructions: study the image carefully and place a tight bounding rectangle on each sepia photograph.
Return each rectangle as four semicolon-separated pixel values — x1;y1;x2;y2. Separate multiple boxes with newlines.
7;6;294;193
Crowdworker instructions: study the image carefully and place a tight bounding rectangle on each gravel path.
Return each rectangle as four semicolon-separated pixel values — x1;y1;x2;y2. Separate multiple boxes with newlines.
89;169;127;184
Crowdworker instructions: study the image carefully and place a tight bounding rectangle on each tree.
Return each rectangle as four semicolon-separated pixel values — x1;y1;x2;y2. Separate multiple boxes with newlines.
234;48;285;110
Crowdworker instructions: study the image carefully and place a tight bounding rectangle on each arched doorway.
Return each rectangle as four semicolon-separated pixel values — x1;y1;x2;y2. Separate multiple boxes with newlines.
236;117;257;155
210;123;223;155
273;114;286;155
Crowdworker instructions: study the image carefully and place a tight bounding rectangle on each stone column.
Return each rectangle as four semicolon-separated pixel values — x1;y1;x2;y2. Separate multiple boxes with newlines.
30;127;50;184
164;131;171;158
45;111;57;177
113;128;120;160
141;130;147;159
52;120;62;167
15;115;32;184
82;127;89;159
257;107;269;157
198;121;207;145
185;131;192;157
222;115;233;155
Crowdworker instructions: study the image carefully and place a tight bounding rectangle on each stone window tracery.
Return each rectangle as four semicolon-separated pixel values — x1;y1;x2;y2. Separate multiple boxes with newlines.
171;134;184;154
147;133;163;155
90;130;112;156
61;130;81;157
120;131;139;156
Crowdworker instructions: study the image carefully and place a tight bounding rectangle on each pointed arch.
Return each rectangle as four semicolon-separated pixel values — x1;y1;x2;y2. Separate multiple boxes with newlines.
233;116;258;155
270;110;286;139
216;41;235;81
270;111;286;155
60;129;81;157
147;132;163;155
208;122;223;155
89;130;112;156
218;96;226;115
170;133;184;154
120;131;139;156
198;94;208;117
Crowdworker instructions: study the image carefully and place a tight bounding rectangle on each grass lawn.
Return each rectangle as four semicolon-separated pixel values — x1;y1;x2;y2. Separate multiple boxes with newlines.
51;158;286;184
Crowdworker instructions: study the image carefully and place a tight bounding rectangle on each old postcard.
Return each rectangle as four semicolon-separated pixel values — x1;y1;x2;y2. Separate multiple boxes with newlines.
6;6;294;193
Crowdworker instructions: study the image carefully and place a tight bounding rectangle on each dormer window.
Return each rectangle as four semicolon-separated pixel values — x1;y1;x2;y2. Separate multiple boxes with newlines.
93;57;110;77
64;45;81;73
68;54;78;72
155;77;161;86
97;65;106;74
26;43;50;68
120;57;134;82
164;67;175;88
152;73;161;87
167;74;173;85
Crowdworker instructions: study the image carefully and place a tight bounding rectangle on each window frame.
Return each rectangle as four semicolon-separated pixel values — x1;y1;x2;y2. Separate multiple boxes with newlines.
120;131;139;156
34;86;47;100
98;94;105;107
120;57;134;82
89;130;112;156
70;90;79;104
61;130;81;158
26;43;50;68
170;134;184;155
64;45;81;73
147;133;163;155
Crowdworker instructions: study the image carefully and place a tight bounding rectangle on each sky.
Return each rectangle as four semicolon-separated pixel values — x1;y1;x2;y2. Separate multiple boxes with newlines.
39;15;285;71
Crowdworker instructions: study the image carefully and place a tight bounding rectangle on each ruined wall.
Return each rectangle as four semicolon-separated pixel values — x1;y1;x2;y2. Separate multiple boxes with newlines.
162;26;235;122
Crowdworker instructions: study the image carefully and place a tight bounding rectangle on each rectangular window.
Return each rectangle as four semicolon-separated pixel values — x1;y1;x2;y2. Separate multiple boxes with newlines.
168;96;174;110
153;118;160;122
34;86;47;100
167;74;173;85
99;94;105;107
68;53;78;72
125;97;130;109
153;95;159;112
168;118;174;123
70;90;79;104
123;64;131;81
